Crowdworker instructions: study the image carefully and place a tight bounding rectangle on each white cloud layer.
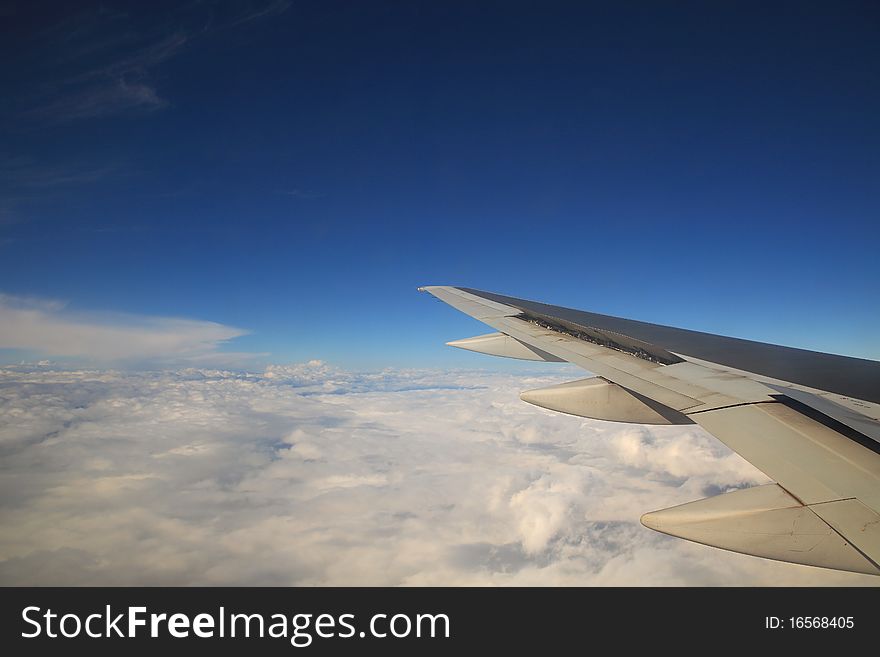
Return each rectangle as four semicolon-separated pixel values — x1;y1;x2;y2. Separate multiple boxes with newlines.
0;293;249;365
0;362;875;586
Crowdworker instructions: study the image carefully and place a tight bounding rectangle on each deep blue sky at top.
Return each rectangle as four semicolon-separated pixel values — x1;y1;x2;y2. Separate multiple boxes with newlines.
1;1;878;367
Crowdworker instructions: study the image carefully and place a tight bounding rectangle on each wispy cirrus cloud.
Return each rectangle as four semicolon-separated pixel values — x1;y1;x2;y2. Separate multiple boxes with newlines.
0;293;251;366
16;2;289;125
277;188;324;200
28;77;171;123
0;155;117;189
227;0;292;27
1;1;292;227
21;31;187;124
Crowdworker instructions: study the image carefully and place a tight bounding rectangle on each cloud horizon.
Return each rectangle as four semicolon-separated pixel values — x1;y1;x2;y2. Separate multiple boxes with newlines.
1;362;875;586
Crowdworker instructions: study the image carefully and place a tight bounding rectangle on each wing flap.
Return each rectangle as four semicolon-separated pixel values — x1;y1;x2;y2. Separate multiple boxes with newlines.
810;499;880;569
693;402;880;508
765;383;880;446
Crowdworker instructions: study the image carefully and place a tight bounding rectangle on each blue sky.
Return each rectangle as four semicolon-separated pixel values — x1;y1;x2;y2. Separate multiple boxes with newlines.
1;1;878;368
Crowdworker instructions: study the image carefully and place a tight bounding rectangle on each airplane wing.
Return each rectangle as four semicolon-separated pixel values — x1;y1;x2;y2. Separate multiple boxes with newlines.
419;285;880;575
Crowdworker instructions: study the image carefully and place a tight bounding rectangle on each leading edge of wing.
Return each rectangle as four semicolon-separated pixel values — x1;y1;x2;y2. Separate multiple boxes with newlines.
450;286;880;405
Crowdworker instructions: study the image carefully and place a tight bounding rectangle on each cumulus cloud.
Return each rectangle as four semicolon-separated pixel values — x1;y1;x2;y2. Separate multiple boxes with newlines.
0;293;249;365
0;362;875;586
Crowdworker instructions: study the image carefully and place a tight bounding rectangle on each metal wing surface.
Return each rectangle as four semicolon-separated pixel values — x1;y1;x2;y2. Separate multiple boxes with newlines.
420;285;880;575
